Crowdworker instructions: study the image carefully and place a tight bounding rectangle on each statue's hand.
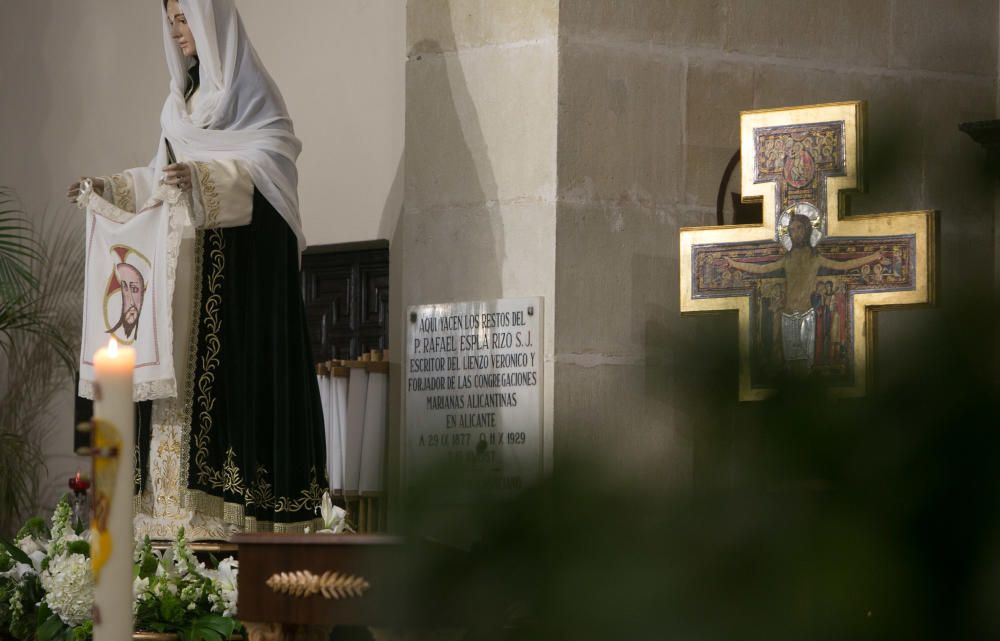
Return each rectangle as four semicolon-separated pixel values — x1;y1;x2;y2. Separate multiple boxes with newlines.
66;177;105;204
162;163;193;192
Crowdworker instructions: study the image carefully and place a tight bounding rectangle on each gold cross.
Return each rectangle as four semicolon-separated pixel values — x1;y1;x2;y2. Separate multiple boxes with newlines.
680;101;935;400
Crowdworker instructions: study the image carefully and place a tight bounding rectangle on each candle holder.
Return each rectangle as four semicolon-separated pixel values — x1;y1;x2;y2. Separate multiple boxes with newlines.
68;471;92;532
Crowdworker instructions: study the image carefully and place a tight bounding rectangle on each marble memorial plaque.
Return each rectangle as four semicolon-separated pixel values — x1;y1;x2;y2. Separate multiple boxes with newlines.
405;298;543;494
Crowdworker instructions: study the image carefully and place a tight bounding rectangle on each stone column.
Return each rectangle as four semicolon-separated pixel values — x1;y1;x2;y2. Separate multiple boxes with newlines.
391;0;559;510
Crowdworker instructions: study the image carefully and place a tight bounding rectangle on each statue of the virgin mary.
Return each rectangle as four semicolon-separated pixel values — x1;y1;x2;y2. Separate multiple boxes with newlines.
70;0;327;539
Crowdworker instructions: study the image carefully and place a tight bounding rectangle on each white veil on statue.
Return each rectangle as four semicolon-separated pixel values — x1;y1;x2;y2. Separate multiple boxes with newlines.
155;0;305;252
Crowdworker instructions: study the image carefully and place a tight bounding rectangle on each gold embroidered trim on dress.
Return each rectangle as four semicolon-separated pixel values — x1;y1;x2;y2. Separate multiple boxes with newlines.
222;448;244;494
192;228;225;490
180;230;206;503
193;161;221;226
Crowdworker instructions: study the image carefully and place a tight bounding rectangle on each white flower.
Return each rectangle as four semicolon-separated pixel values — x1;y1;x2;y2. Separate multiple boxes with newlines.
215;558;238;617
16;536;43;557
133;577;150;614
39;553;94;627
319;491;334;525
28;550;46;573
62;531;83;545
133;576;150;599
47;500;73;556
317;492;353;534
206;558;239;617
1;562;35;582
156;549;177;578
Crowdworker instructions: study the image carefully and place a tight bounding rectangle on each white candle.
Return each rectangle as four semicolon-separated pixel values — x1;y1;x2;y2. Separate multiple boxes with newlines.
90;338;135;641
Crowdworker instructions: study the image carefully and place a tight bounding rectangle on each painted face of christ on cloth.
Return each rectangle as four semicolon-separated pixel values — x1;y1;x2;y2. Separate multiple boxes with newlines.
108;262;145;340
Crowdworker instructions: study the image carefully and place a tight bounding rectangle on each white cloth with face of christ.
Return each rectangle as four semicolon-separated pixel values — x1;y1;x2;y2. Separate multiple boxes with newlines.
78;180;188;401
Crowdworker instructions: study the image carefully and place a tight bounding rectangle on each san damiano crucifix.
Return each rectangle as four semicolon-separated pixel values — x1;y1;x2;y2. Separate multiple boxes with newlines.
680;101;935;401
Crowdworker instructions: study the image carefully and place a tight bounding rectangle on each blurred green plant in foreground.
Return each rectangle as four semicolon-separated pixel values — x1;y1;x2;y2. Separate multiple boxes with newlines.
396;294;1000;641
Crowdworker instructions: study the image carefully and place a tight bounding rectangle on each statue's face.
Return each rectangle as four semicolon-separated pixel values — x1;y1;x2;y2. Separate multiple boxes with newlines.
166;0;197;57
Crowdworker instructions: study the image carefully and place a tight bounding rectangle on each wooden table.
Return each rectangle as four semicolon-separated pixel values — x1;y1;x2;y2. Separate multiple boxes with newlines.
234;534;470;641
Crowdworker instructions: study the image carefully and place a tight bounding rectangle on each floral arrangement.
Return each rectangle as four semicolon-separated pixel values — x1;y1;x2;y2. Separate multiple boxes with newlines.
131;529;239;641
0;497;240;641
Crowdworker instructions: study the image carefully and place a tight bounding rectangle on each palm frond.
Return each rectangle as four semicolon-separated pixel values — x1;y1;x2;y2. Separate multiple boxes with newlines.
0;296;76;370
0;188;43;298
0;196;85;532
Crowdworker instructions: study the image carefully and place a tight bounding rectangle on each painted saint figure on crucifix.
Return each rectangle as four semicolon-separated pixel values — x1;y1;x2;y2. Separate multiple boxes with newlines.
724;204;882;372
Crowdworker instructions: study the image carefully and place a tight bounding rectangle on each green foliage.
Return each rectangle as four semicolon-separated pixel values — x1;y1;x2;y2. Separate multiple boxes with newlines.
0;541;29;567
395;296;1000;641
0;187;75;368
5;575;42;641
179;615;236;641
0;187;84;539
14;518;48;543
35;612;63;641
68;621;92;641
0;189;42;301
156;591;187;627
137;537;159;580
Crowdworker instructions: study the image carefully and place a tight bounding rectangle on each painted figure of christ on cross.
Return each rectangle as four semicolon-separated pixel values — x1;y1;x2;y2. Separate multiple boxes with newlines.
680;102;934;400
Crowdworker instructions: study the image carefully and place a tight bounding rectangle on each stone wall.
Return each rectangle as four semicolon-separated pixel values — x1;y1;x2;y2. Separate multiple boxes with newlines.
554;0;998;485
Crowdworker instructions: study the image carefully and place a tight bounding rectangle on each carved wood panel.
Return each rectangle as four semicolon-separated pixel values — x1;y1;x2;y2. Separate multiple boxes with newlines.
301;241;389;362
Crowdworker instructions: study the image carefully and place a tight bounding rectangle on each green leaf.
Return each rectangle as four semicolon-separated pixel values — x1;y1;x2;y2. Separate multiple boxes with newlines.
69;620;93;641
138;552;158;580
15;516;48;542
169;615;239;641
138;620;171;633
194;615;236;636
37;613;66;641
65;540;90;557
158;591;186;625
0;538;30;565
36;601;53;627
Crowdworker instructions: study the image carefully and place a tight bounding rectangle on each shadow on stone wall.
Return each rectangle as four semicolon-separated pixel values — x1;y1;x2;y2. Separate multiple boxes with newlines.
405;16;503;302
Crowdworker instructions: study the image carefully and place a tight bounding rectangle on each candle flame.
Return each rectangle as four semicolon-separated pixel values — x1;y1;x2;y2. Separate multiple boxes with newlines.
108;337;119;357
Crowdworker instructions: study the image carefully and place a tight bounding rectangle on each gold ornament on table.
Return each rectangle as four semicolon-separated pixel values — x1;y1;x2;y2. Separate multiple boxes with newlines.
265;570;370;600
679;101;935;400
